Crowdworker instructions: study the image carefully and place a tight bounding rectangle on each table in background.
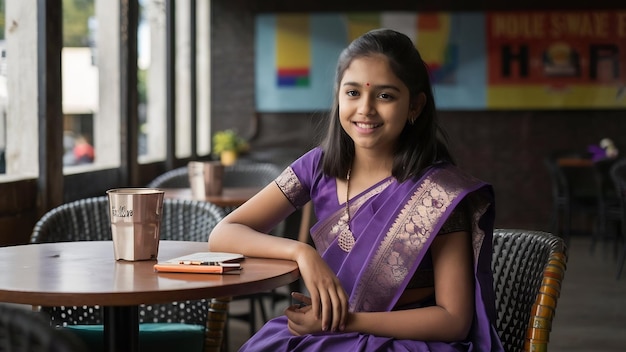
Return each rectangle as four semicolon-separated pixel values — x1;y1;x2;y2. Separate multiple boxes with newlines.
556;157;594;167
0;240;299;352
163;187;261;208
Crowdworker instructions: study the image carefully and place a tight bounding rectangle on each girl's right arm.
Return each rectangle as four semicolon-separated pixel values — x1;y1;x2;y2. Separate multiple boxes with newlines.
208;181;349;332
208;181;305;260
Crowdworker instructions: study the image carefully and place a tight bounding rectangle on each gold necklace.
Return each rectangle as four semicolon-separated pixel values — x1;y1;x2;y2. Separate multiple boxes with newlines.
338;169;355;252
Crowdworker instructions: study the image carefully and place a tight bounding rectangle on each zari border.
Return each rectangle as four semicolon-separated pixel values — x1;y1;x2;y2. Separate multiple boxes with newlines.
351;167;476;312
275;167;309;209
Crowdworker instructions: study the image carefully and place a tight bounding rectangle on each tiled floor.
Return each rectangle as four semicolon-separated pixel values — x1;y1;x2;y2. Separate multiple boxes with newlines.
549;236;626;351
226;235;626;352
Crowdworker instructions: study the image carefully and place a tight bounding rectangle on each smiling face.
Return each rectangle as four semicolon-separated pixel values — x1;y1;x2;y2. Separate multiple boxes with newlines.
338;54;418;156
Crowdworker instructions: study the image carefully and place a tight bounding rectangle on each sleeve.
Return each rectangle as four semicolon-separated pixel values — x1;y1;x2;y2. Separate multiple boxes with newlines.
274;148;323;209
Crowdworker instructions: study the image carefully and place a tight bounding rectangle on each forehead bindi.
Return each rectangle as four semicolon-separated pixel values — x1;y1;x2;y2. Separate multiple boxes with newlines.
341;56;402;89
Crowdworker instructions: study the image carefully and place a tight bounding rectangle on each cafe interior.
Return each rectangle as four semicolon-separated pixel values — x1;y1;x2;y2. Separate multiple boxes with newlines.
0;0;625;351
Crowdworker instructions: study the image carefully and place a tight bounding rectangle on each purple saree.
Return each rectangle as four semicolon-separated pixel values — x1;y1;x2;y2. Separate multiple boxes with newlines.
239;148;503;352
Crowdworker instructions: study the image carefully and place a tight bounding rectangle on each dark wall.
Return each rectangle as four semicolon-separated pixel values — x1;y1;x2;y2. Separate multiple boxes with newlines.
211;1;626;231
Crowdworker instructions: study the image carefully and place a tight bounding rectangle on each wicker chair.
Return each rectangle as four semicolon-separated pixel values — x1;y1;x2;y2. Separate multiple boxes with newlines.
147;167;189;188
492;229;567;352
609;158;626;279
0;304;89;352
147;162;290;335
30;197;227;352
147;162;283;189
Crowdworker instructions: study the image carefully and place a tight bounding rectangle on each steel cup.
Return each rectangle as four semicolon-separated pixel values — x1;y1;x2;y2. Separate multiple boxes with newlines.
106;188;164;261
188;161;224;199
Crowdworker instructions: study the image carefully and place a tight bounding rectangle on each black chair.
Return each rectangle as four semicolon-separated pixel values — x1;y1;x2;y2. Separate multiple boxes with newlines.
147;162;283;190
0;304;89;352
492;229;567;352
146;167;189;188
590;158;622;252
610;158;626;279
30;197;227;352
217;162;289;336
148;162;292;336
544;152;597;245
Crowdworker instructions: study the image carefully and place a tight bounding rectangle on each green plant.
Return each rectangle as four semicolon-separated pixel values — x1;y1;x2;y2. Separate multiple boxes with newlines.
212;129;248;154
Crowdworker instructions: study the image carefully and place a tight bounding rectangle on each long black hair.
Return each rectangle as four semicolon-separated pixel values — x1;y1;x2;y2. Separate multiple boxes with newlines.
320;28;453;182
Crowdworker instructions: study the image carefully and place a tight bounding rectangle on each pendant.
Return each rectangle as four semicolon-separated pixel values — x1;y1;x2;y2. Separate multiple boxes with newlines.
338;227;355;252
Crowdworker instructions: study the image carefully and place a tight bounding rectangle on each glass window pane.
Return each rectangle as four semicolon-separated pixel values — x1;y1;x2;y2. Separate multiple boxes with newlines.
140;0;166;163
62;0;97;170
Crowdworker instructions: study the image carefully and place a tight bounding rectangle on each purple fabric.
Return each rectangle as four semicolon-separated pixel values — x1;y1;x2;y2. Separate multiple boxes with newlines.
241;148;503;352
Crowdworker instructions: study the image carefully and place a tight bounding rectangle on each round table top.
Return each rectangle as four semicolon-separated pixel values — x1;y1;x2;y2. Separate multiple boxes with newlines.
163;187;261;207
0;241;299;307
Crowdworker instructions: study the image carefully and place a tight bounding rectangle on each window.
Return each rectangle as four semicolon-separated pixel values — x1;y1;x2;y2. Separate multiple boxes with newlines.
0;0;210;180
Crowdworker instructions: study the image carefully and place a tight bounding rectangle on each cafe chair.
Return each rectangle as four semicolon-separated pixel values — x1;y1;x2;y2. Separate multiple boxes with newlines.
148;162;295;337
30;197;228;352
0;303;89;352
492;229;567;352
610;158;626;279
589;158;623;253
215;162;293;340
147;166;189;188
544;152;598;245
147;162;284;190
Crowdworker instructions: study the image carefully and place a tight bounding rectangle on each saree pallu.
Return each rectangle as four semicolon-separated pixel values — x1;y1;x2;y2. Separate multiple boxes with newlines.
239;148;503;352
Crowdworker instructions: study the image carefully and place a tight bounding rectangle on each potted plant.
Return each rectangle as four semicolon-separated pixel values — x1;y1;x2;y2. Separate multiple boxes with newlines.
212;129;248;166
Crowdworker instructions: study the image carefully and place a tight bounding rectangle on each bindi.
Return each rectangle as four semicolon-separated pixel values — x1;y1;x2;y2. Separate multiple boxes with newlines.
366;82;370;86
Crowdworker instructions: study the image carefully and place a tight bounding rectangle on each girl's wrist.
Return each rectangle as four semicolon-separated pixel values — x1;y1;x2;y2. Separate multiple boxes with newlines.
291;240;316;263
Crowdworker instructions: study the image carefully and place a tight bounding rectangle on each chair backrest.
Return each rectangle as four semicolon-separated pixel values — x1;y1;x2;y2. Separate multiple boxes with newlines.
592;158;619;204
147;167;189;188
31;197;226;243
146;162;284;190
30;197;226;326
544;151;596;201
492;229;567;352
610;158;626;207
30;197;111;243
222;162;282;187
0;304;89;352
543;154;570;202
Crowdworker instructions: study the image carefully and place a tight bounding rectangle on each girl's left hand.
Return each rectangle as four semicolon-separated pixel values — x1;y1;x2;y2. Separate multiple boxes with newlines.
284;293;324;335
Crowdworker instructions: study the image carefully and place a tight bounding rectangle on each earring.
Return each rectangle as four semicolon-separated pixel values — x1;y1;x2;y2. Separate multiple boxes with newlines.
408;115;416;125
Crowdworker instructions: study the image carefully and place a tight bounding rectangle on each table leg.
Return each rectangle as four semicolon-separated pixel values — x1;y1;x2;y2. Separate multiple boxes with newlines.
103;305;139;352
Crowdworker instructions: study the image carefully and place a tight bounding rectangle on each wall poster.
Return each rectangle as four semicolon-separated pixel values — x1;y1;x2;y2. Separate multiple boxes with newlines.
255;11;626;111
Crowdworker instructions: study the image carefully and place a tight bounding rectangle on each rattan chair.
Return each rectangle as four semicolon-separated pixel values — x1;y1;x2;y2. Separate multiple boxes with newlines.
148;162;290;336
219;162;287;336
147;162;283;190
0;304;89;352
492;229;567;352
147;167;189;188
30;197;227;352
609;158;626;279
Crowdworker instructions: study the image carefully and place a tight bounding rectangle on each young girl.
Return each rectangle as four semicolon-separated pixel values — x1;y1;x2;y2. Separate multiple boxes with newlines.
209;28;504;351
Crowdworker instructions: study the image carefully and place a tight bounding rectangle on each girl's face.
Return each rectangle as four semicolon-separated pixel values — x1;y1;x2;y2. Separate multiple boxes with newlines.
338;54;417;156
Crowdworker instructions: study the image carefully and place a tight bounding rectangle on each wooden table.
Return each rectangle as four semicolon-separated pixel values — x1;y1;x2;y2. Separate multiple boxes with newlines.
0;240;299;352
163;187;261;207
556;157;594;167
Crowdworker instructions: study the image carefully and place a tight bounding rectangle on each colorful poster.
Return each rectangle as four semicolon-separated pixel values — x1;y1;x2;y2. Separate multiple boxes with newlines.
487;11;626;108
256;12;483;111
276;15;311;87
255;11;626;111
